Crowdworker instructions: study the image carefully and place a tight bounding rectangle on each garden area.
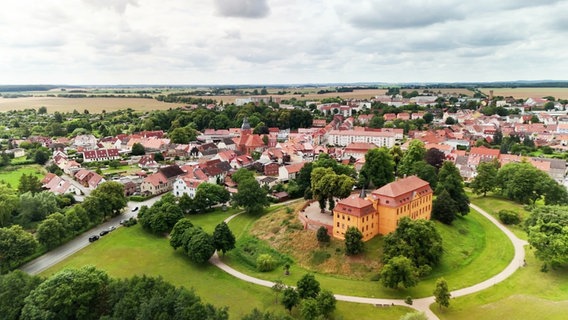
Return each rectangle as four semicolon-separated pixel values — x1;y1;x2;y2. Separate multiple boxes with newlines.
0;164;45;189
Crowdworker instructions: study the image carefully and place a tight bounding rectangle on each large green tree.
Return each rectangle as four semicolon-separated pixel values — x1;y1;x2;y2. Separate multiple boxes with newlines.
18;191;59;226
212;222;236;256
21;266;110;320
471;160;499;196
398;140;426;176
436;161;469;216
281;287;299;313
0;271;43;320
0;185;18;227
358;147;395;188
525;206;568;268
296;274;320;299
195;183;230;210
380;255;419;289
185;229;216;264
432;189;458;225
36;213;68;250
316;290;337;318
131;142;145;155
232;178;270;215
87;181;127;220
17;173;43;195
0;225;38;272
383;217;443;274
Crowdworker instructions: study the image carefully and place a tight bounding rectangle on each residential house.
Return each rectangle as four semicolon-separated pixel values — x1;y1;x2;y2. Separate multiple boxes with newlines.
173;176;203;198
278;162;306;182
140;165;185;196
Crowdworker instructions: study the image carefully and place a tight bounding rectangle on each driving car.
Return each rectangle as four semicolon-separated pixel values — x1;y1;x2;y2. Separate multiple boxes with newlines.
89;235;100;242
131;206;139;212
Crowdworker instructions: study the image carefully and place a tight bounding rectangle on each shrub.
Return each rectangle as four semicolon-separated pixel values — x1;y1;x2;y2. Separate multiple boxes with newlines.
257;254;277;272
498;209;521;225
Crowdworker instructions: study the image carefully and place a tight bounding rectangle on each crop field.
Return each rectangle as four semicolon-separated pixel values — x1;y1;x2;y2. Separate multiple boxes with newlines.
0;97;185;113
480;87;568;99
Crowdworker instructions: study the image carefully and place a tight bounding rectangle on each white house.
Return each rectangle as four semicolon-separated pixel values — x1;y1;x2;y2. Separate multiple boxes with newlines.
278;162;306;182
173;176;203;198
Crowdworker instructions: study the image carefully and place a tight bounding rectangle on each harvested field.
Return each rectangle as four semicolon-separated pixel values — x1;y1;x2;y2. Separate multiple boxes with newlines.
0;97;184;113
480;87;568;100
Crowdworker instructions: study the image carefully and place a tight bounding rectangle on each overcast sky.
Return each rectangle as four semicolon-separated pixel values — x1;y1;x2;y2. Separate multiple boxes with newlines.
1;0;567;85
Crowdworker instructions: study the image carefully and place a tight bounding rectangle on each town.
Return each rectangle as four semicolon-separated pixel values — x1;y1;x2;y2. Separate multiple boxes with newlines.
1;86;568;320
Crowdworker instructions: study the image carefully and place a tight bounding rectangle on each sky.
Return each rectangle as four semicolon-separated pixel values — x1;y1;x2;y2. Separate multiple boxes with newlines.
1;0;567;85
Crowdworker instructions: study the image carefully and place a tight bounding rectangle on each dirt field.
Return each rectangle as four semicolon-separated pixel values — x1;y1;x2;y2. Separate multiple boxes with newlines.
0;97;185;113
480;88;568;100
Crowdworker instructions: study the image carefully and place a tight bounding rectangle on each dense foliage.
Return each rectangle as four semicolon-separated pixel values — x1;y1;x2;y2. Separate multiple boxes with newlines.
139;194;184;234
525;206;568;268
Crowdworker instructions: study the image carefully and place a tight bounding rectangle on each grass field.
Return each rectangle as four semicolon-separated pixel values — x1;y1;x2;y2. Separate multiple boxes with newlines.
467;192;530;240
479;87;568;100
40;223;413;319
432;248;568;320
0;165;45;188
0;97;185;113
224;206;513;299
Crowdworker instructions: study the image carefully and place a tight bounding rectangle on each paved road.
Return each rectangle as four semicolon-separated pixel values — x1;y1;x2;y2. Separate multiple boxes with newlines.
20;196;163;275
209;203;528;320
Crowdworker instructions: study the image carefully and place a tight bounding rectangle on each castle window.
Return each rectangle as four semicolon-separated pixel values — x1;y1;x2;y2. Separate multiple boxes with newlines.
337;222;339;227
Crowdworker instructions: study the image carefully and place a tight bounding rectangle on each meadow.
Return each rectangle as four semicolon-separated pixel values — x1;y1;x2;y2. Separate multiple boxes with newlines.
0;165;45;188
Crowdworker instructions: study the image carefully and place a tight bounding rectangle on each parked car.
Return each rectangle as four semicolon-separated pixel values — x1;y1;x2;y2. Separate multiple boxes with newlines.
131;207;139;212
119;219;128;225
99;230;110;236
89;235;100;242
108;226;116;232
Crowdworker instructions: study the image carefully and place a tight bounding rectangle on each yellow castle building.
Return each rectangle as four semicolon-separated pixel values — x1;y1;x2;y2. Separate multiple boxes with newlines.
333;176;433;241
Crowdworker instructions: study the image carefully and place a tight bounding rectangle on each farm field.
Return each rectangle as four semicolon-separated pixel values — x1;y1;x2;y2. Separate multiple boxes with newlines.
0;97;185;113
0;165;45;188
479;87;568;99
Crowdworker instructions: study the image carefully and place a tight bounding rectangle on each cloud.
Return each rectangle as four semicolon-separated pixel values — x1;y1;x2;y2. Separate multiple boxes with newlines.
83;0;138;14
214;0;270;18
337;0;466;30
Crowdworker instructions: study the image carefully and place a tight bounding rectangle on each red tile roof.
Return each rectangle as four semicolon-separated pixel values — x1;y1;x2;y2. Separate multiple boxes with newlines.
373;176;431;198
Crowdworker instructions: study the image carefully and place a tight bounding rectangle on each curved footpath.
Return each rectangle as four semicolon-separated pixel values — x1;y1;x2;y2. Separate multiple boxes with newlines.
209;203;528;320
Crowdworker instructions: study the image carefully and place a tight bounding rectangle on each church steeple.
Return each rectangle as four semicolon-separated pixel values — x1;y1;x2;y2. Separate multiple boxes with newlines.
241;117;251;130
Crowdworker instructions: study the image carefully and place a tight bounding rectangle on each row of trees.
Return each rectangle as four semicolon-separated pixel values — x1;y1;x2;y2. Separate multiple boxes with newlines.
0;181;126;272
170;219;236;264
276;274;336;319
471;160;568;205
0;267;228;320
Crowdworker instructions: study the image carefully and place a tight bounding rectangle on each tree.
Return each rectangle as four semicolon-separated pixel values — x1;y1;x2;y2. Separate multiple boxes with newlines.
18;173;43;195
0;225;38;272
139;201;184;235
21;266;110;320
411;161;438;189
232;178;269;215
380;255;419;289
424;148;445;170
398;140;426;177
185;229;216;264
433;278;451;309
281;287;299;313
36;213;68;250
436;161;469;216
344;226;364;255
170;218;194;249
212;222;236;256
296;273;320;299
316;290;336;317
445;117;456;125
358;147;395;188
383;217;443;273
432;189;458;224
525;206;568;268
0;185;18;227
422;112;434;124
316;226;330;243
154;152;164;162
88;181;127;220
0;271;42;320
470;160;499;196
169;127;196;144
18;191;59;226
271;280;285;303
196;183;230;210
300;298;319;320
231;168;255;184
33;149;49;165
131;142;145;155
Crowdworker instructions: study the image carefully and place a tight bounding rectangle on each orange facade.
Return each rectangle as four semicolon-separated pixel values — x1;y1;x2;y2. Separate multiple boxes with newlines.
332;176;432;241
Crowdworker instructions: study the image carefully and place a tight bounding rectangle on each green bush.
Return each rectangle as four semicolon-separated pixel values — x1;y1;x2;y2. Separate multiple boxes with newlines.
498;209;521;225
256;254;277;272
233;236;292;271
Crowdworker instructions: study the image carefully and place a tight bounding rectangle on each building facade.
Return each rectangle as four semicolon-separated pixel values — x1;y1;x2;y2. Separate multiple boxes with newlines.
333;176;433;241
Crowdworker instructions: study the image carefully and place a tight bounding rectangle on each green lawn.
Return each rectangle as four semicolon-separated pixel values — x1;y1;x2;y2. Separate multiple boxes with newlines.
224;207;514;299
0;165;45;188
40;212;410;319
467;191;530;240
432;248;568;320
